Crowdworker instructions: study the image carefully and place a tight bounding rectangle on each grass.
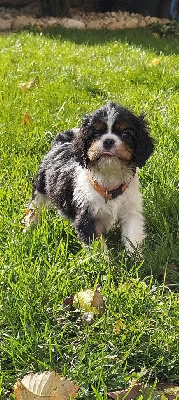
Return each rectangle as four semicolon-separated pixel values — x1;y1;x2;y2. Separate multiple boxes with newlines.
0;26;179;399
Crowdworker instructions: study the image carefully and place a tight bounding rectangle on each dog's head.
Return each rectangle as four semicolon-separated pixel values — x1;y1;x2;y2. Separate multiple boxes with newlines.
72;103;154;169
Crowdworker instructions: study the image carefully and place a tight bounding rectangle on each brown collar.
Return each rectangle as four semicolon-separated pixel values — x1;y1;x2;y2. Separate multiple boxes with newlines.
89;170;132;203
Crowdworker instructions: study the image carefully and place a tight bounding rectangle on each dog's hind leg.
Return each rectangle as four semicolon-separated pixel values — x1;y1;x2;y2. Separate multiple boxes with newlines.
22;170;50;230
22;191;50;230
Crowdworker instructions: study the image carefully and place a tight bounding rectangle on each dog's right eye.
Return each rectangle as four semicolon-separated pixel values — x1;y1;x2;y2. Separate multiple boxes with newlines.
93;131;101;139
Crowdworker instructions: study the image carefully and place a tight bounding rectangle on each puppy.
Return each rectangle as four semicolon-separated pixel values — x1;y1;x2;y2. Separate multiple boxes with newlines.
23;103;154;251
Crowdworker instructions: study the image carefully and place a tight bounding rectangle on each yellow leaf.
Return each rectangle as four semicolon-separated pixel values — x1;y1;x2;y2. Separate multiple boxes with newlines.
74;289;97;314
114;319;126;334
18;77;40;92
152;33;159;39
150;58;160;66
74;286;105;315
14;371;79;400
22;112;32;125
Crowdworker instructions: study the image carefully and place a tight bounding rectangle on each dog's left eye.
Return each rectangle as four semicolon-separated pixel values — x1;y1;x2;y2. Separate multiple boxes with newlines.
121;130;132;139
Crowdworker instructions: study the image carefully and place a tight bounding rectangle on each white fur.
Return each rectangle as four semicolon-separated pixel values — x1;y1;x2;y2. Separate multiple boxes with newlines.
73;165;145;251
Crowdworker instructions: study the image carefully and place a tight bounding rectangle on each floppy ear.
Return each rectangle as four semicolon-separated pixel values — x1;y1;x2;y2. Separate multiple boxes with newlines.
71;114;92;168
134;114;154;168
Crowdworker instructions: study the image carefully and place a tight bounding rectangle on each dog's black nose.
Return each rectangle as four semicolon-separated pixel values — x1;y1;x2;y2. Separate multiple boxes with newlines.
103;138;115;150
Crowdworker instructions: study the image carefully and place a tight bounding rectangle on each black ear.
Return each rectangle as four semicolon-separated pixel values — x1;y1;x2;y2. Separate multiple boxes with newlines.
134;113;154;168
71;114;92;168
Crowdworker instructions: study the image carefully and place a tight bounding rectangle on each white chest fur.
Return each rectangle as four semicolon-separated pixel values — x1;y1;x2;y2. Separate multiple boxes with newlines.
73;165;142;234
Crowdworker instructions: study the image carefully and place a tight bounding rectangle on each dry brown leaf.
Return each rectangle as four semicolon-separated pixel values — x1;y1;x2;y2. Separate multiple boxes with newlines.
91;285;105;314
21;208;37;231
14;371;79;400
22;112;32;125
107;383;142;400
63;295;74;309
114;319;126;334
19;77;40;92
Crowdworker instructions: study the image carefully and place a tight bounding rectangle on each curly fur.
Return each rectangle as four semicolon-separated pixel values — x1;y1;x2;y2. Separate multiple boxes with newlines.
24;103;154;251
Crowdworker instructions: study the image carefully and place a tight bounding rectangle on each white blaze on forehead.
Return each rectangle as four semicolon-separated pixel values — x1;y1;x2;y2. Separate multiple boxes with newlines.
106;104;117;134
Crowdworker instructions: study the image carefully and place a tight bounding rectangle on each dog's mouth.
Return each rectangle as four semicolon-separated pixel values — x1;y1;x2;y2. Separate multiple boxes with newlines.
100;151;116;157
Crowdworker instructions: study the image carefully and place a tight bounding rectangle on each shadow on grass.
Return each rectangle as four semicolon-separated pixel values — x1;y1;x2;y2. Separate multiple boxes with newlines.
31;26;179;56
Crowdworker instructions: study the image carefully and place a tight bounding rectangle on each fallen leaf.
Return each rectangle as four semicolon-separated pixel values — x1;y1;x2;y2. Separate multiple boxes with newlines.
74;289;97;314
152;33;160;39
19;77;40;91
74;285;105;315
114;319;126;334
63;295;74;309
14;371;79;400
150;58;160;66
91;285;105;314
107;383;142;400
22;111;32;125
21;208;37;231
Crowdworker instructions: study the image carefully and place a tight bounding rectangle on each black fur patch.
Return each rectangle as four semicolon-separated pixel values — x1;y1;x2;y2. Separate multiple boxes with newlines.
52;129;76;147
74;208;96;244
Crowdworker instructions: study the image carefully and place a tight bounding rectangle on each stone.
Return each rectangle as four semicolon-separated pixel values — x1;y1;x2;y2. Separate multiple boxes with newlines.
111;12;117;18
125;18;139;28
145;15;152;22
139;19;147;27
12;15;36;29
149;16;160;23
159;18;170;24
86;20;102;29
0;5;172;33
0;17;12;30
45;17;60;26
63;18;85;29
107;20;125;30
102;18;113;25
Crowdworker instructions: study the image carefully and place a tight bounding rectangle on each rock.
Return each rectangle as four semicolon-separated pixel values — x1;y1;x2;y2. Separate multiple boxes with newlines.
111;12;117;18
139;19;147;27
125;18;139;28
102;17;113;25
145;15;152;22
0;17;12;30
159;18;170;24
45;16;61;26
12;15;36;29
63;18;85;29
86;20;102;29
149;16;160;23
107;20;125;30
0;5;172;32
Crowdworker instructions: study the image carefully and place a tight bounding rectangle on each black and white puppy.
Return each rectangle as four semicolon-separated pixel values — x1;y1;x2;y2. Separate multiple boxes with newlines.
24;103;154;251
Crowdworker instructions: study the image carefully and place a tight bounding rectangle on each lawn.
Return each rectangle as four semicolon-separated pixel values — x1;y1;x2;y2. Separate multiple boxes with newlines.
0;26;178;399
